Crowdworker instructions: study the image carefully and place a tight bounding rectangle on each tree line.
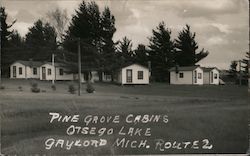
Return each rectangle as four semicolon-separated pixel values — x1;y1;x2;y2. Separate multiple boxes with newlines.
1;1;209;82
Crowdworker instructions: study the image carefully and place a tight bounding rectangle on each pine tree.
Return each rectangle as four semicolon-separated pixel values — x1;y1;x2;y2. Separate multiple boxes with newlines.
117;36;134;65
25;19;57;61
134;44;149;66
9;30;24;47
1;6;16;76
148;22;175;82
63;1;101;80
99;7;116;81
229;60;238;79
241;51;249;74
175;25;208;66
1;7;15;48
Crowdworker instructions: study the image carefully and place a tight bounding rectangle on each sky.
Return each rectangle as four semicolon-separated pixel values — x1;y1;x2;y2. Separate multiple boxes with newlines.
1;0;249;70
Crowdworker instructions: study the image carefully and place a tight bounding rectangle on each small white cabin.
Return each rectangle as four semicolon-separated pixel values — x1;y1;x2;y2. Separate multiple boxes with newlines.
169;66;203;85
202;67;220;85
40;62;74;81
115;63;149;85
10;60;43;79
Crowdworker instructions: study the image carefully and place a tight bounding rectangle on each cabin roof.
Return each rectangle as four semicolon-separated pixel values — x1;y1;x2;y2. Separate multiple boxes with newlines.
12;60;44;67
169;65;200;72
120;63;148;69
201;67;219;72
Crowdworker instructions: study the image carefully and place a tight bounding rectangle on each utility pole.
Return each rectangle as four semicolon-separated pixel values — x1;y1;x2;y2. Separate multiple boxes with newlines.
52;53;55;84
78;38;81;96
0;11;2;156
249;0;250;91
248;0;250;154
0;12;2;86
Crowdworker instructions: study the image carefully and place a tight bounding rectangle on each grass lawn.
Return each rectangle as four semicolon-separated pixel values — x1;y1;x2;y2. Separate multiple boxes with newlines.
0;79;249;155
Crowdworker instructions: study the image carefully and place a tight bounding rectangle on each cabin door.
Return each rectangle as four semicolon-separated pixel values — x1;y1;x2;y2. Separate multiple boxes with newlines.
211;71;213;83
126;69;132;83
42;67;46;80
194;70;197;84
13;66;16;78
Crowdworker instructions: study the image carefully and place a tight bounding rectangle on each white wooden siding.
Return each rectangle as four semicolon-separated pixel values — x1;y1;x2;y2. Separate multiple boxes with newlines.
10;63;26;79
40;64;74;81
210;69;219;85
170;67;203;85
203;69;219;85
193;67;203;85
170;71;193;84
120;64;149;85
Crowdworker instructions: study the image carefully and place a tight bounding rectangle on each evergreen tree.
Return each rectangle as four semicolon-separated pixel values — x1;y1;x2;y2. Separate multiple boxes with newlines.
229;60;238;79
175;25;208;66
9;30;24;47
1;7;15;48
117;36;134;65
99;7;116;81
1;6;16;76
134;44;149;66
241;51;249;74
25;19;57;61
148;22;175;82
63;1;101;79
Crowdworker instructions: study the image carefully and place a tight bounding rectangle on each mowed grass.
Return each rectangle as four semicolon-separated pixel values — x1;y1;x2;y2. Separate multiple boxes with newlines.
0;79;249;155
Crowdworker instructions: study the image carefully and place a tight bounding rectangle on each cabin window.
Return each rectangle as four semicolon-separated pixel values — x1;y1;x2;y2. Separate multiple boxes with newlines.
59;68;64;75
33;68;37;75
48;68;52;75
198;73;202;79
19;67;22;75
214;73;218;79
179;73;184;78
138;71;143;79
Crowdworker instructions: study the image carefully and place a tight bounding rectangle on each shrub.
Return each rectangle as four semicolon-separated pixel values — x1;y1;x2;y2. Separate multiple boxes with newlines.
86;82;95;93
0;85;5;90
31;83;40;93
68;84;76;94
51;84;56;91
18;86;23;91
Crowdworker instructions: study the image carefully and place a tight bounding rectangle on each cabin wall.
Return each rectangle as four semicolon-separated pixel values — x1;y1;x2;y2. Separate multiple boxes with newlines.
10;63;26;79
193;68;203;85
121;64;149;85
170;71;193;84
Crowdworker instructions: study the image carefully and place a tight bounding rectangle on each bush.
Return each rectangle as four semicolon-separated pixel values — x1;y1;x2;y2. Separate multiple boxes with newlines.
0;85;5;90
51;84;56;91
31;83;40;93
18;86;23;91
68;84;76;94
86;82;95;93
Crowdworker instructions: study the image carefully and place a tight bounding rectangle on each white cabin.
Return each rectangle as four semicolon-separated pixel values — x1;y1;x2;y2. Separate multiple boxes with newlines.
115;63;149;85
10;60;43;79
169;66;203;85
202;67;220;85
40;62;74;81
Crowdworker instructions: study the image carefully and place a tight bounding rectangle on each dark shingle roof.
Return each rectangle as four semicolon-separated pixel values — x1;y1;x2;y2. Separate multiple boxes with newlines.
201;67;219;72
169;65;200;71
13;60;44;67
42;62;68;67
120;62;148;69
